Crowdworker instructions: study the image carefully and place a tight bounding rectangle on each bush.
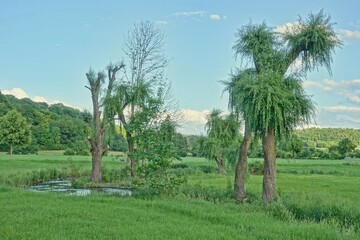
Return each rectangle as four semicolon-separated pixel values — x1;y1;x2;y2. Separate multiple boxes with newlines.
63;148;75;155
197;165;217;174
329;151;343;160
171;163;189;169
134;170;187;197
12;144;39;155
180;181;233;203
77;149;90;156
248;160;264;175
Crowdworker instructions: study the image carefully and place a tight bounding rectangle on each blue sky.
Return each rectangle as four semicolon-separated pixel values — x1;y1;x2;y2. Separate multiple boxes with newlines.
1;0;360;134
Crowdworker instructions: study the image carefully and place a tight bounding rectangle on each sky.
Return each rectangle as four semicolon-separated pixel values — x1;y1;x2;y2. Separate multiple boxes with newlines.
1;0;360;134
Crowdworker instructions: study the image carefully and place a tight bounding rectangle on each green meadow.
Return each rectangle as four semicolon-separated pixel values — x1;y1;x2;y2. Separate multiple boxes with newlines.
0;153;359;239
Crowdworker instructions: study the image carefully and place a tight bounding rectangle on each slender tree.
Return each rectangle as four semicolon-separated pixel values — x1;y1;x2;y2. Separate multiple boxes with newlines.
228;10;341;203
204;109;239;174
223;69;255;200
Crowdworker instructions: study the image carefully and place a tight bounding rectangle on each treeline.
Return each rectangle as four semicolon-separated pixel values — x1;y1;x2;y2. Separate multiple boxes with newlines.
0;92;128;154
296;127;360;147
246;128;360;160
2;90;360;160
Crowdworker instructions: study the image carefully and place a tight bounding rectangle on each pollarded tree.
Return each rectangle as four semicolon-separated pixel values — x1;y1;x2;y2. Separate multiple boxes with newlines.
204;109;240;174
229;10;340;203
85;62;125;182
0;110;31;159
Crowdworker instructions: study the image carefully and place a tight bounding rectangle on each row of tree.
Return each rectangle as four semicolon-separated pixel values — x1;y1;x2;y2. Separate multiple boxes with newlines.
201;10;342;203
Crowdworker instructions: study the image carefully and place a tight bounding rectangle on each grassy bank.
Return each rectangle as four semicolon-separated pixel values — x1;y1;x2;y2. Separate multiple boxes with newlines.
0;186;356;240
0;154;359;239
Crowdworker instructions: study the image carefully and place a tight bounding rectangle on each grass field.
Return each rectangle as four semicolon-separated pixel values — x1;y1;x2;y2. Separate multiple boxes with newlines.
0;152;359;239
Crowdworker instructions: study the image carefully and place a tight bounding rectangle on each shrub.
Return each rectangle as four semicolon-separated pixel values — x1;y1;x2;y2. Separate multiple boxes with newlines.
171;163;189;169
248;160;264;175
12;144;39;155
63;148;75;155
197;165;217;174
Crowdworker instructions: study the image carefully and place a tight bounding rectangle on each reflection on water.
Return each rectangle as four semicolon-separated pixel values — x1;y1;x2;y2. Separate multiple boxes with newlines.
28;180;132;196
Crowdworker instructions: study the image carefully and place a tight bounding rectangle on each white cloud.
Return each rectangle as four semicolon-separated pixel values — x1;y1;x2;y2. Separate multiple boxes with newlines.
156;20;168;25
175;109;211;135
180;109;210;124
172;11;206;17
33;96;48;103
322;105;360;113
339;29;360;40
209;14;221;21
274;21;300;34
315;106;360;129
2;88;29;99
303;79;360;93
302;80;333;92
341;91;360;105
2;87;81;110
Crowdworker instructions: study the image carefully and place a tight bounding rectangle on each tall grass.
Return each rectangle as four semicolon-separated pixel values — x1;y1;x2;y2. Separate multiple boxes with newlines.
0;187;357;240
0;155;359;238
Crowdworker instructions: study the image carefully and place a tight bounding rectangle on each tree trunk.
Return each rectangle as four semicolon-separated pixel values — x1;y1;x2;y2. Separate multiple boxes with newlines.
10;144;13;160
126;131;137;177
86;75;104;183
215;156;226;174
89;107;104;182
234;124;252;201
262;128;277;203
91;147;102;182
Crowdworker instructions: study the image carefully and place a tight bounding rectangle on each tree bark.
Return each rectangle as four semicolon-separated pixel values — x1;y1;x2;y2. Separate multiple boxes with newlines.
215;156;226;174
234;124;252;201
86;73;104;183
126;130;137;177
89;102;103;182
91;146;102;182
262;128;277;203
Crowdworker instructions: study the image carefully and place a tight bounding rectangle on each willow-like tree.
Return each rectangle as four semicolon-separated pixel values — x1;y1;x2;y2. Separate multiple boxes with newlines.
227;10;341;203
203;109;239;174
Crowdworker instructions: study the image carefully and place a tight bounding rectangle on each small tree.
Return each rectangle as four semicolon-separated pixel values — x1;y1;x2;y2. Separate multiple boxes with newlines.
338;138;356;156
204;109;240;174
0;110;31;159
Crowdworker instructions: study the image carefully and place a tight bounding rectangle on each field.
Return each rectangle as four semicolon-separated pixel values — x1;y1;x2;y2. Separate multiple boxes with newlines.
0;152;359;239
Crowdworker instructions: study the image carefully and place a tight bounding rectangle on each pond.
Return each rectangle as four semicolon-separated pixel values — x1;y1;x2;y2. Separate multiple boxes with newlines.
27;180;132;196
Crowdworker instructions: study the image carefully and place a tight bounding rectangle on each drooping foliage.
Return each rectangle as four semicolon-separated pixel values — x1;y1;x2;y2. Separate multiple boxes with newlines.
227;10;341;203
282;10;341;75
203;109;240;174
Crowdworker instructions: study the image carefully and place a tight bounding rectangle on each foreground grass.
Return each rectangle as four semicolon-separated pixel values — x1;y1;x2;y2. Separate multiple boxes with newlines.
0;186;357;240
0;154;359;239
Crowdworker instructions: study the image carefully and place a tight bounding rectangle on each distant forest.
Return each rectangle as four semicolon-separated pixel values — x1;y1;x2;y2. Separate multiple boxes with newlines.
0;91;127;154
1;91;360;159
